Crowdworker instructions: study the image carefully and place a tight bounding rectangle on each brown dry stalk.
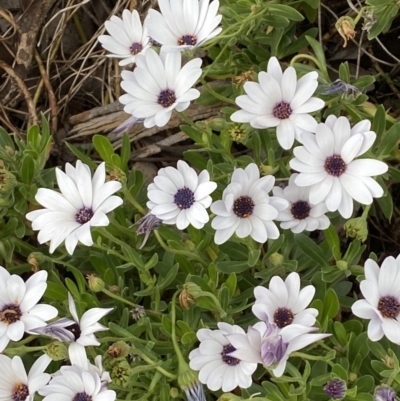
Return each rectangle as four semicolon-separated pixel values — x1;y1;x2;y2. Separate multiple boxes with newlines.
0;60;38;126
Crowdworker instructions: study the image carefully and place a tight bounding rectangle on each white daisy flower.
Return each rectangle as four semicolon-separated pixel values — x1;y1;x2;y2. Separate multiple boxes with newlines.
211;163;288;245
189;322;257;392
98;9;150;66
0;354;52;401
289;115;388;219
231;57;325;150
227;320;330;377
26;161;123;255
252;272;318;329
88;355;111;389
0;267;58;352
147;160;217;229
272;173;330;233
145;0;222;53
32;293;112;370
119;48;202;128
39;364;116;401
352;255;400;344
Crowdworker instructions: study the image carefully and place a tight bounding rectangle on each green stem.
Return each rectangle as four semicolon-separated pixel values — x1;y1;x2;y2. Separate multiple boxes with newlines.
92;242;130;263
199;78;236;105
171;291;187;366
290;54;329;81
4;345;47;356
154;230;207;267
177;111;198;130
291;352;335;367
361;204;371;219
132;348;176;379
121;186;146;214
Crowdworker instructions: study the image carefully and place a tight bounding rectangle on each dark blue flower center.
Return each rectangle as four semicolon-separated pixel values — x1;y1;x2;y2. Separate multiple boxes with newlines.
274;307;294;328
233;196;254;218
378;296;400;319
158;89;176;108
72;393;92;401
324;155;347;176
12;384;29;401
273;101;292;120
75;207;94;224
174;187;195;210
0;304;21;325
221;344;240;366
178;35;197;46
291;200;311;220
130;42;143;55
65;323;81;340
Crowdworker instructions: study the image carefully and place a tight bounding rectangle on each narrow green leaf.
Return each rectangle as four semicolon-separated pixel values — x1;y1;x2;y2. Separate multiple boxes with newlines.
21;154;35;184
324;224;341;260
295;234;329;267
93;135;114;163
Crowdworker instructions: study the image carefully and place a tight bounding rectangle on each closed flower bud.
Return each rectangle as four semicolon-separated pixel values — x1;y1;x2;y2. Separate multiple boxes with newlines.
130;305;146;320
344;217;368;242
131;213;162;249
228;124;249;144
208;118;227;132
374;387;397;401
87;274;105;292
45;341;68;361
107;341;131;358
27;253;43;272
170;388;180;398
269;252;284;267
324;378;347;399
259;164;277;176
336;260;348;271
179;288;195;310
0;168;16;195
106;167;126;184
178;359;206;401
109;358;131;387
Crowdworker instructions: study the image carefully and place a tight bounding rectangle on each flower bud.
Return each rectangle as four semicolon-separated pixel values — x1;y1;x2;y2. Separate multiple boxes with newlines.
170;388;180;398
45;341;68;361
0;168;16;195
259;164;277;176
336;260;348;271
87;274;105;292
131;213;162;249
344;217;368;242
323;378;347;399
228;124;249;144
179;288;195;310
208;118;227;132
106;166;126;184
374;387;396;401
109;358;131;387
269;252;284;267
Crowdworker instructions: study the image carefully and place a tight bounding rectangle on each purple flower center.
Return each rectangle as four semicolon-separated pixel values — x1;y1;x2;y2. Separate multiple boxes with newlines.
75;207;93;224
273;307;294;328
273;101;292;120
174;187;195;210
323;378;346;399
221;344;240;366
72;393;92;401
65;323;82;340
378;296;400;319
324;155;347;176
130;42;143;55
12;384;29;401
291;200;311;220
0;304;22;325
233;196;254;218
158;89;176;108
178;35;197;46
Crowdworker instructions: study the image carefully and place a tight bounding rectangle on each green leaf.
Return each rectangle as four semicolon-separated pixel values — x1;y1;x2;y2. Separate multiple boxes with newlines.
324;224;341;260
372;104;387;140
65;142;97;168
295;234;329;267
120;133;131;170
93;135;114;163
216;261;249;274
248;249;261;267
27;125;40;150
21;154;35;184
376;122;400;156
305;36;329;80
224;273;237;298
267;4;304;21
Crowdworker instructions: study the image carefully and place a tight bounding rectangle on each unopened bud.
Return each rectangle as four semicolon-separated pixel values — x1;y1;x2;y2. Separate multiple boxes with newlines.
109;358;131;387
87;274;105;292
344;217;368;242
336;260;348;271
259;164;276;176
269;252;284;267
208;118;227;131
323;378;347;399
0;168;16;194
374;386;396;401
228;124;249;144
45;341;68;361
170;388;179;398
348;372;357;382
107;167;126;184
